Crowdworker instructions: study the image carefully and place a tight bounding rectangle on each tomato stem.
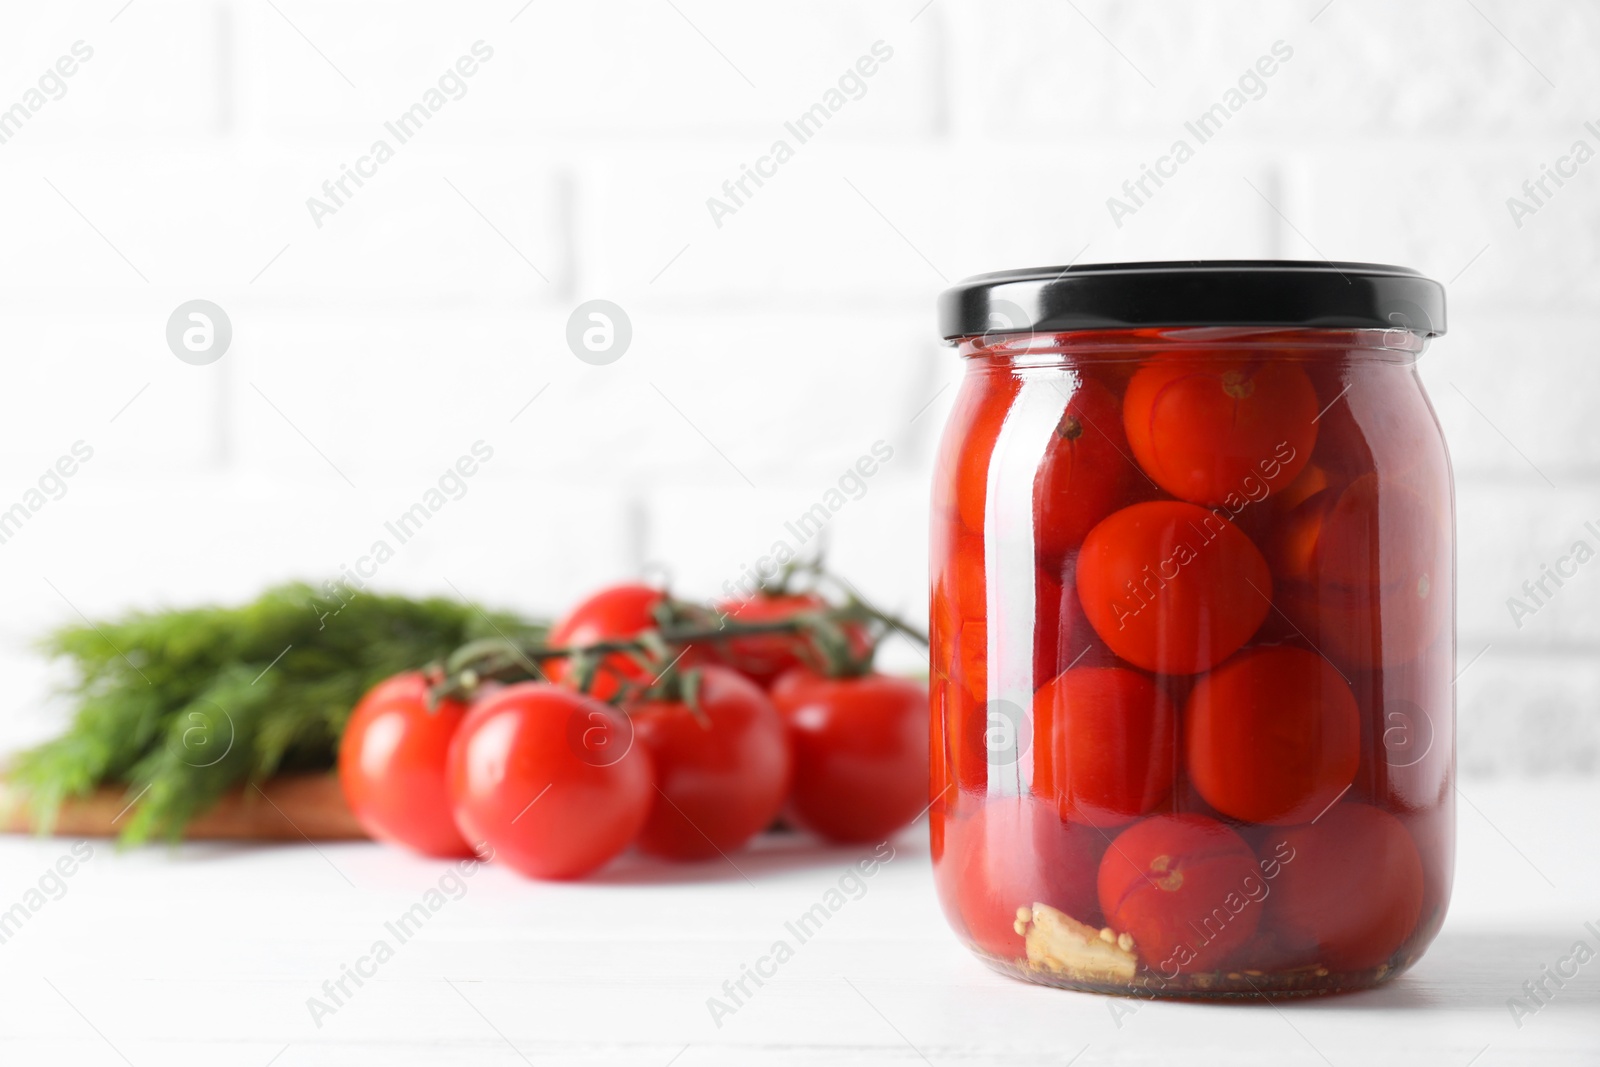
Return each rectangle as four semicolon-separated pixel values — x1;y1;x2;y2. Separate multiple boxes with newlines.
432;599;927;705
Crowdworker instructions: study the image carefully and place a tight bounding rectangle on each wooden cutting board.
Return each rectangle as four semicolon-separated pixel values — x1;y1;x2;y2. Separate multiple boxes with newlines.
0;774;368;841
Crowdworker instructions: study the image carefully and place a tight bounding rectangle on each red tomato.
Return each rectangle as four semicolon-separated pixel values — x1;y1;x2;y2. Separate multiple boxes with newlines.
548;583;705;700
1123;355;1317;506
339;672;472;858
1275;461;1332;514
625;666;790;861
1266;803;1424;971
446;682;653;880
933;529;988;703
1318;475;1440;593
1034;562;1108;688
1098;814;1261;976
1272;474;1438;592
1276;572;1445;672
943;677;994;794
714;591;870;687
1272;475;1448;670
1310;371;1441;486
713;592;820;685
951;795;1105;959
1396;802;1454;960
1033;378;1131;564
770;668;929;844
929;567;959;689
547;582;662;699
1075;501;1272;675
550;583;664;646
928;531;985;796
950;368;1023;533
1269;485;1338;586
1034;666;1176;828
1356;644;1451;814
931;526;992;793
1185;647;1360;825
929;677;952;849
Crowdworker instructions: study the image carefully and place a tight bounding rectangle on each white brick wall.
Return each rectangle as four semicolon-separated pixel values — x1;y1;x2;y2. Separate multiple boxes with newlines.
0;0;1594;776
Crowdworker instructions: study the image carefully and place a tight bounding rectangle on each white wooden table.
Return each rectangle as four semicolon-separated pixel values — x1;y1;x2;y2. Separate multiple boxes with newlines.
0;780;1594;1066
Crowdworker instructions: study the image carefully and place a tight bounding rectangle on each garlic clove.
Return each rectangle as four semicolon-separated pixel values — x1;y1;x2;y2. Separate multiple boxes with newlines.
1018;902;1139;982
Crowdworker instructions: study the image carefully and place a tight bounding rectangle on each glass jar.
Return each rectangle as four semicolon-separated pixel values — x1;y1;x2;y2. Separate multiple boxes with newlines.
928;262;1453;998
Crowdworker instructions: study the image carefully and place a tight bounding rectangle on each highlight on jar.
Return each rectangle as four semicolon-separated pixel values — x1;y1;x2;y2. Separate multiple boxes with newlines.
928;262;1453;998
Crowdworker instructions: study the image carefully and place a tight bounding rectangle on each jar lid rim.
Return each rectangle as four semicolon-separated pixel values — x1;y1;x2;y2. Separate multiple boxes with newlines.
937;259;1447;341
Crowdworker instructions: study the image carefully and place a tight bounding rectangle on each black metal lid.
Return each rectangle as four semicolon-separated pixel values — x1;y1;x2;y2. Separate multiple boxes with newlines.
938;260;1446;341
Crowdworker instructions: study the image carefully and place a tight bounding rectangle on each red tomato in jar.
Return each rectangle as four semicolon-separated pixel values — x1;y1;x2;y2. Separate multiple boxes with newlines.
1123;355;1318;506
625;667;790;861
1275;461;1332;514
1034;562;1104;689
1318;475;1440;593
933;529;989;703
951;794;1105;959
930;526;986;793
1272;474;1448;670
1356;643;1451;814
1395;801;1454;960
1033;378;1131;564
1265;803;1424;972
547;583;704;700
940;676;993;794
770;668;928;844
934;556;979;796
945;546;1098;696
1310;372;1441;486
1098;814;1261;976
1277;573;1446;673
929;677;953;847
950;369;1023;534
1271;474;1439;592
1185;647;1360;825
1075;501;1272;675
1034;666;1176;829
929;575;959;689
447;682;653;880
339;671;473;858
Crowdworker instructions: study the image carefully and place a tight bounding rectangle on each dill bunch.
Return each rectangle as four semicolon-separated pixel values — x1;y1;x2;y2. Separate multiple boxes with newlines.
8;583;544;844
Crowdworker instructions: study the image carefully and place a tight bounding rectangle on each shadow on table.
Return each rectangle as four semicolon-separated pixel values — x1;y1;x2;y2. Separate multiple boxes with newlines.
114;824;928;888
583;827;919;887
1248;929;1599;1017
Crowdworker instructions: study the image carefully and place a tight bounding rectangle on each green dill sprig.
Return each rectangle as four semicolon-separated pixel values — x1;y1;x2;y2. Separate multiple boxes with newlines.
8;582;544;844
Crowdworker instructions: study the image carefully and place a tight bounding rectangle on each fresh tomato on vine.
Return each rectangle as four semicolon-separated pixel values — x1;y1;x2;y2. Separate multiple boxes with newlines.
547;582;705;700
714;591;824;685
339;671;473;858
769;667;928;843
623;666;791;861
446;682;653;880
715;590;872;686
